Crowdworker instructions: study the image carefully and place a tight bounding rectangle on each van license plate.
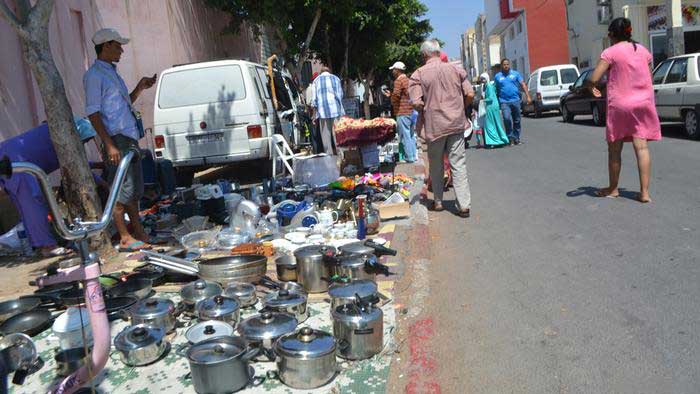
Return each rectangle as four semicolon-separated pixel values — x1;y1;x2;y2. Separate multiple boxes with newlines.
186;133;224;145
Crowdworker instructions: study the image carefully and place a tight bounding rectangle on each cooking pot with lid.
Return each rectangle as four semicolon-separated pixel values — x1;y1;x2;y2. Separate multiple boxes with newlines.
331;298;383;360
237;311;297;361
127;297;178;333
273;327;337;389
223;282;257;308
294;245;335;293
185;336;260;394
180;280;222;315
328;279;379;310
262;289;308;323
114;324;168;366
197;295;241;326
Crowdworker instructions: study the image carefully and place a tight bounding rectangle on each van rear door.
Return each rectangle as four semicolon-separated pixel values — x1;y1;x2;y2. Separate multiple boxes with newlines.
155;65;253;163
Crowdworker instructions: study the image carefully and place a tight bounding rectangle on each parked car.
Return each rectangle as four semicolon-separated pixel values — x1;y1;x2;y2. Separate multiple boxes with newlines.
559;68;607;126
522;64;580;117
651;52;700;139
152;59;301;185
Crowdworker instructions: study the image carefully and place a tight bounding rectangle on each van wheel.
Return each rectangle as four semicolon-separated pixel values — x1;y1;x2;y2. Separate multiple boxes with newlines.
175;168;195;187
592;104;604;126
684;110;699;139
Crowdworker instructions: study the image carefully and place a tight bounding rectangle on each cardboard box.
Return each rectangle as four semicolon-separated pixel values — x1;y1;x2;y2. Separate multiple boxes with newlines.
377;201;410;220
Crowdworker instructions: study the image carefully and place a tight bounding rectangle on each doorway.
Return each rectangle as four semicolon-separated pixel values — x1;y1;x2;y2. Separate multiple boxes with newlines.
685;30;700;54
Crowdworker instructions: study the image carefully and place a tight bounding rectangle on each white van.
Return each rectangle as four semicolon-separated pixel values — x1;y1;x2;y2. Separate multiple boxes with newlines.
152;60;301;185
522;64;579;117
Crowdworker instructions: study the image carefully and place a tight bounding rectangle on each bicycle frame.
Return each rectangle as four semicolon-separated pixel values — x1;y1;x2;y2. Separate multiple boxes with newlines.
0;150;136;394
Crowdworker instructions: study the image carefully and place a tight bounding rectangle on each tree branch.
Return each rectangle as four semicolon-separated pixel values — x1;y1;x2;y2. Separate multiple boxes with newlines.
0;1;28;38
299;6;322;62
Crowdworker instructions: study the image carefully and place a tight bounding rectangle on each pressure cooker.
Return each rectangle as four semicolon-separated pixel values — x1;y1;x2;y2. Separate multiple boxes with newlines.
294;245;336;293
331;297;383;360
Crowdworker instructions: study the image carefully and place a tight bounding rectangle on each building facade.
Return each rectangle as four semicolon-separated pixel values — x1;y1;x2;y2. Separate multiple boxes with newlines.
566;0;700;69
484;0;570;77
474;14;492;77
460;27;479;80
0;0;266;144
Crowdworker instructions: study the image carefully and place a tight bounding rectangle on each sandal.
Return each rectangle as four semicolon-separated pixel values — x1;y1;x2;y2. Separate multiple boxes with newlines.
457;209;470;218
118;241;152;253
594;189;619;198
431;201;444;212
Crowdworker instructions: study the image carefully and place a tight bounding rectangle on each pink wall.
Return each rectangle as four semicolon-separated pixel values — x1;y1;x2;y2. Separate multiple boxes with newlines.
0;0;261;143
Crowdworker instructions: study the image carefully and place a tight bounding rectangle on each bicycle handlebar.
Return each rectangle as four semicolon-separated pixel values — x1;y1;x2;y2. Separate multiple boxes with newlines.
3;150;136;241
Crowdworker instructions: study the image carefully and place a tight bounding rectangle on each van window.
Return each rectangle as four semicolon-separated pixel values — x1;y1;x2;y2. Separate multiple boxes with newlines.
255;68;272;99
540;70;559;86
664;58;688;84
652;60;672;84
158;65;246;109
560;68;579;84
528;74;537;90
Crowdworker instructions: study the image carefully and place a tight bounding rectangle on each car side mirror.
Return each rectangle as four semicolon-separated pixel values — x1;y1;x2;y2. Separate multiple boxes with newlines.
569;85;574;92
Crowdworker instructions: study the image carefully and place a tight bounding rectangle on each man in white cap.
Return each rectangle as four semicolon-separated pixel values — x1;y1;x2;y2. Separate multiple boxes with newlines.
83;28;157;252
385;61;416;162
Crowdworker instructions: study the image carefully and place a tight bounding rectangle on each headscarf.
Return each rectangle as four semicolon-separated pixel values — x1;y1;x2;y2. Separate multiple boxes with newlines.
479;73;490;83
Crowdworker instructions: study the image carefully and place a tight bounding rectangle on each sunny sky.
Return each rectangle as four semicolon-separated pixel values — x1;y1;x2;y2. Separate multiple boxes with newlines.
421;0;484;60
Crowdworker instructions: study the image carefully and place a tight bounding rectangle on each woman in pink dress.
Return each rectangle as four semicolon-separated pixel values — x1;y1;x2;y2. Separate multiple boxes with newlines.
588;17;661;203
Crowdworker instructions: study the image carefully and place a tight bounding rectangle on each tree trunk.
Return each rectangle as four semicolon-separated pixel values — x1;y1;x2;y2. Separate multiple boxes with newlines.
1;0;111;254
361;72;373;120
340;23;350;79
324;24;333;71
297;6;322;76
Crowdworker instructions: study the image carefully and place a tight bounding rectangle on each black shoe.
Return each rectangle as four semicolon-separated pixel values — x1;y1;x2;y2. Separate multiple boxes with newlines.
514;140;522;145
457;208;470;218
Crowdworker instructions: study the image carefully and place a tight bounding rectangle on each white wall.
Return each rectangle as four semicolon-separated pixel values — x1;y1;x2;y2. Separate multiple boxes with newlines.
489;36;502;69
484;0;503;35
501;14;530;75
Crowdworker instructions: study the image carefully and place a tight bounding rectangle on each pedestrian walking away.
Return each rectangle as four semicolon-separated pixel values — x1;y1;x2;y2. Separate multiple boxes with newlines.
494;58;531;145
479;73;510;148
387;61;417;162
84;28;157;252
304;72;324;154
587;17;661;203
312;66;345;155
409;39;474;217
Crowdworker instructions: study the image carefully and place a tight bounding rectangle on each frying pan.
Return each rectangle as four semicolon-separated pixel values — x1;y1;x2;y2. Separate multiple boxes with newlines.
0;309;54;337
105;296;138;321
0;298;42;323
107;277;153;300
33;282;77;297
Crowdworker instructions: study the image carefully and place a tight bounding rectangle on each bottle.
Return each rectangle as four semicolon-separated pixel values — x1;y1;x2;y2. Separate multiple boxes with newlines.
17;222;33;256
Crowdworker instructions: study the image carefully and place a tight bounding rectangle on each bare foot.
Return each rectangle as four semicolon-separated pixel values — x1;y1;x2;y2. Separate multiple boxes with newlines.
638;193;652;203
595;187;619;198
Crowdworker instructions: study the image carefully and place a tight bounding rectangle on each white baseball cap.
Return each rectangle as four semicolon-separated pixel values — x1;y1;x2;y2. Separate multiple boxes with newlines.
91;28;130;45
389;61;406;71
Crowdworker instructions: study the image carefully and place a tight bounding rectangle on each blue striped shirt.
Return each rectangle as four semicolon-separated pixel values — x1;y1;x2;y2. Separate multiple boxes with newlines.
312;72;345;119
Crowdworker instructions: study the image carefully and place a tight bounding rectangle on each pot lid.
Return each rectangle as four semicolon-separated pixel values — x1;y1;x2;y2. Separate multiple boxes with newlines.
332;302;383;320
293;245;335;260
328;280;378;299
132;298;174;319
180;280;222;303
339;242;373;256
337;254;371;268
223;282;256;299
237;311;298;341
187;336;247;364
114;324;164;352
186;321;234;344
197;295;240;319
263;289;306;308
275;327;336;358
52;306;90;333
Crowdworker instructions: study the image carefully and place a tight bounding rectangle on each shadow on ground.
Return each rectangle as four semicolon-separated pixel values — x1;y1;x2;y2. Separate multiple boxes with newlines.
566;186;640;201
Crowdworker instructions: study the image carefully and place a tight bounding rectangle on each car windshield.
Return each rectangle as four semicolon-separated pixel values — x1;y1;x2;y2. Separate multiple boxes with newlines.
560;68;579;84
540;70;559;86
158;65;246;109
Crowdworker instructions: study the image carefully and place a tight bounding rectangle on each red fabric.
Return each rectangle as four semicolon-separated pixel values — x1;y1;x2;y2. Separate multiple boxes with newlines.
334;116;397;148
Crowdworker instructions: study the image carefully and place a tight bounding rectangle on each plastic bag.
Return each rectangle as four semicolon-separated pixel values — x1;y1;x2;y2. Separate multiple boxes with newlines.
0;225;22;251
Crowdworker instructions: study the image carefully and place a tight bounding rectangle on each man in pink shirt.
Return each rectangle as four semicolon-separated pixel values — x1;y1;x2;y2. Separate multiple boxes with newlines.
409;40;474;217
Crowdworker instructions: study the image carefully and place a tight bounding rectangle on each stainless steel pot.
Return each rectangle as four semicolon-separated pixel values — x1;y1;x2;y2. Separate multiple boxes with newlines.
128;298;178;333
294;245;335;293
273;327;337;389
338;241;397;258
262;289;308;323
54;347;88;377
237;311;297;361
275;255;297;282
365;205;381;235
328;280;379;310
180;280;222;316
197;295;240;326
142;251;268;284
114;324;168;366
185;336;260;394
223;282;257;308
326;254;375;281
331;301;384;360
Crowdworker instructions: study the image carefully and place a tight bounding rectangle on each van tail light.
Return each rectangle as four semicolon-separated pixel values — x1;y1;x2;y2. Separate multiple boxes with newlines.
154;135;165;149
247;125;262;139
536;92;542;101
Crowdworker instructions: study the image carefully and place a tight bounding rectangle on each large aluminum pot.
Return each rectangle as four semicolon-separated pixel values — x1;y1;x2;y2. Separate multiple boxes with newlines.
331;302;383;360
294;245;335;293
114;324;168;366
127;298;178;333
328;280;378;310
273;327;337;389
198;255;268;285
185;336;260;394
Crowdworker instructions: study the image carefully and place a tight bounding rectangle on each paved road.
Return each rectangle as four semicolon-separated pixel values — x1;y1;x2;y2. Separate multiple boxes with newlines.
396;114;700;394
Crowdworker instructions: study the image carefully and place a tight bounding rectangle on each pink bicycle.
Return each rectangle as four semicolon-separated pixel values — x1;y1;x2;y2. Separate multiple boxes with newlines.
0;149;136;394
